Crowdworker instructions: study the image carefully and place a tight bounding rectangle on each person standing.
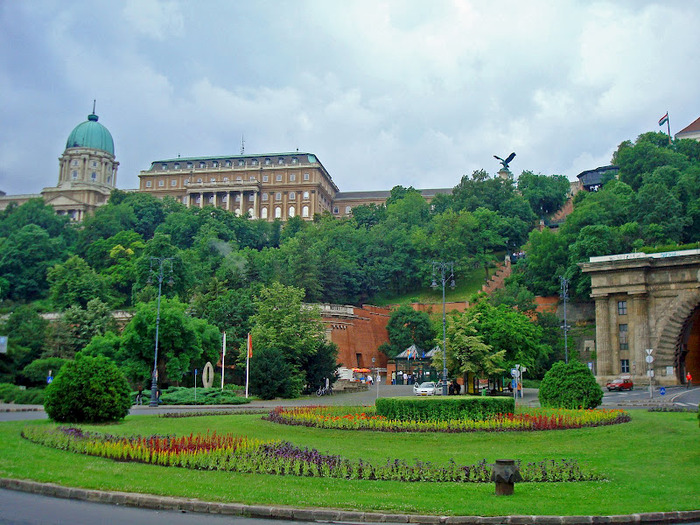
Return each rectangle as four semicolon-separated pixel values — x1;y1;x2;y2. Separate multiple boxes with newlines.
686;371;692;388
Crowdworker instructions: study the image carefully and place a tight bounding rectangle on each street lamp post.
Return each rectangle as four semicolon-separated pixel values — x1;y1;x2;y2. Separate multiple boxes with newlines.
432;261;455;396
148;257;174;408
560;276;570;364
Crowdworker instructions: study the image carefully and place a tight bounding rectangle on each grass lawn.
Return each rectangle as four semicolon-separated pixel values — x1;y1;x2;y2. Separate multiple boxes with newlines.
1;410;698;517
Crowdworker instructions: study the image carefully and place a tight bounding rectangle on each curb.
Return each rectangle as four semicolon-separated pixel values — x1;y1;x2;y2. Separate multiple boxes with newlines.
1;478;698;524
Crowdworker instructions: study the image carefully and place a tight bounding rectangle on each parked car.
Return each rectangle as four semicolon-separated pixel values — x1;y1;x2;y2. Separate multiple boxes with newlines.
606;378;633;391
414;381;437;396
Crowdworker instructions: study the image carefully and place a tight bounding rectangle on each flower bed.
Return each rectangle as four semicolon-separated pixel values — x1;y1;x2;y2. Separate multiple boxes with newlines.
263;406;631;432
21;426;602;482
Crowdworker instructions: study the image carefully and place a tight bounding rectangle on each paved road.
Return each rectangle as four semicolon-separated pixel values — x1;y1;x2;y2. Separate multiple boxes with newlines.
0;488;322;525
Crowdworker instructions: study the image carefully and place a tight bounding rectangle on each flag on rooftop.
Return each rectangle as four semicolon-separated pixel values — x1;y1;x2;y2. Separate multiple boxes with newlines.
659;112;669;126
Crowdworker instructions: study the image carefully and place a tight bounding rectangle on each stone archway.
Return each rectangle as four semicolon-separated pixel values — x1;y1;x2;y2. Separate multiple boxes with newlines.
677;305;700;384
581;249;700;385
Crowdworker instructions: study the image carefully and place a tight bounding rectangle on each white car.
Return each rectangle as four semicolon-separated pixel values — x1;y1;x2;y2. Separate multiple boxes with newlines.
414;381;437;396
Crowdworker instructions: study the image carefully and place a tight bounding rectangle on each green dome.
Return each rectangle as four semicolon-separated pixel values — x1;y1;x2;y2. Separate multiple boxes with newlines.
65;113;115;155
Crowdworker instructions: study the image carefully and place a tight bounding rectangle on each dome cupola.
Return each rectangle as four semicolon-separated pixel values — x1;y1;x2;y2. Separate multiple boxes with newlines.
65;111;115;155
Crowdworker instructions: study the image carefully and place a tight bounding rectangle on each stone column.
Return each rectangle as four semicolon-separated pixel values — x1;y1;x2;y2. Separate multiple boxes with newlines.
226;191;231;211
252;190;258;219
595;297;612;376
609;298;620;375
631;294;649;381
199;193;204;208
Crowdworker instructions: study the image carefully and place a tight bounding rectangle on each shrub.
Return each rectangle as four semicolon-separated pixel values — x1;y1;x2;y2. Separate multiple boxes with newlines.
43;355;131;423
0;383;44;404
21;357;69;385
156;387;250;405
375;396;514;422
539;360;603;409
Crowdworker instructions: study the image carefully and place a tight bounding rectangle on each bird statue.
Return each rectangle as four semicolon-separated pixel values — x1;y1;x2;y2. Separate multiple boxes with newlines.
494;152;516;170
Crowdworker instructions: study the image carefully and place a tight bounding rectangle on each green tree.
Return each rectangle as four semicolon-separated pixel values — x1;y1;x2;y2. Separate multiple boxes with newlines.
0;305;48;384
383;305;436;358
517;171;570;218
440;311;505;384
118;298;221;386
249;282;327;398
539;360;603;409
47;256;110;309
0;224;66;301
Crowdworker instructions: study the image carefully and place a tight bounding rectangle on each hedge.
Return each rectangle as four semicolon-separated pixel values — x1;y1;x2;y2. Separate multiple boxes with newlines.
0;383;45;404
375;396;515;421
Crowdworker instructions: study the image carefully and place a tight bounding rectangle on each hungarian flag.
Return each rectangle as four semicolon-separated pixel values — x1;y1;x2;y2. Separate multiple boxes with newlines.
659;112;669;126
247;333;253;359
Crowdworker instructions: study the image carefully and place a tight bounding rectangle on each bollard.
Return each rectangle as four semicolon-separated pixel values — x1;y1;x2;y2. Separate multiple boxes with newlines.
490;459;522;495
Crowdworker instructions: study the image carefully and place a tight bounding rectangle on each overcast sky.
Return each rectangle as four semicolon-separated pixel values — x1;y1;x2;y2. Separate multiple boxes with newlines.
1;0;698;196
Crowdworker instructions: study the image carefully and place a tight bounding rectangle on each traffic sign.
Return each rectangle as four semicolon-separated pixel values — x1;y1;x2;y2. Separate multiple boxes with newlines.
645;355;654;364
646;348;653;355
659;387;666;396
47;376;53;384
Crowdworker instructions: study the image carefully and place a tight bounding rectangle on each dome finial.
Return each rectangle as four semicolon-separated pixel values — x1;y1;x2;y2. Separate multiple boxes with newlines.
88;99;98;122
92;99;96;114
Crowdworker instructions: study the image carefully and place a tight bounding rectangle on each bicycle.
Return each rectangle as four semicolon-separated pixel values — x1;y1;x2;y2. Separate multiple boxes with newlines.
316;385;333;396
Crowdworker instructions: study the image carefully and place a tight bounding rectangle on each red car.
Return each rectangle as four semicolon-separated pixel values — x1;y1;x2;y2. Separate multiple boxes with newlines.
606;378;633;391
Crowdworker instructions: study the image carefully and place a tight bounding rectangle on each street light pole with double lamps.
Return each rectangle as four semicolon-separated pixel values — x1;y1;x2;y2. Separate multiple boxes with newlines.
148;257;174;408
432;261;455;396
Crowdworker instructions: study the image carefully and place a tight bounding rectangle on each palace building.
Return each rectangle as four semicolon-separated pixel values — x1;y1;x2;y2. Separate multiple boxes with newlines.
0;109;448;220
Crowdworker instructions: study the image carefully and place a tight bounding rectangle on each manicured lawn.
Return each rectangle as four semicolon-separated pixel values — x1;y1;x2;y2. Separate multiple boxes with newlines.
1;410;698;516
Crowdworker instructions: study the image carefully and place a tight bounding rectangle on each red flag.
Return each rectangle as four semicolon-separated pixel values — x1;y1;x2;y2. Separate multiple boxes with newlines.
247;333;253;359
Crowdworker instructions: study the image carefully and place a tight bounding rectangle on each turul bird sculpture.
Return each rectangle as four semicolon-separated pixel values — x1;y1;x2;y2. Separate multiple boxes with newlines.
494;152;516;170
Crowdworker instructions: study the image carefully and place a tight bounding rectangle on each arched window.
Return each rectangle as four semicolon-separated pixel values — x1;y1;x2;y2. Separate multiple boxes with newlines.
261;207;268;219
248;208;255;218
289;206;296;218
302;205;309;218
275;207;282;218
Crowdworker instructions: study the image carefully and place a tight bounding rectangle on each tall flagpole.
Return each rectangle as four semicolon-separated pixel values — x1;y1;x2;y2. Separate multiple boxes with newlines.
221;332;226;390
666;113;672;145
245;333;251;398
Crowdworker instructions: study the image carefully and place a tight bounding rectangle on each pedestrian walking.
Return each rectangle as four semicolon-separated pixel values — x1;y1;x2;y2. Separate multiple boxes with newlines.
686;371;692;388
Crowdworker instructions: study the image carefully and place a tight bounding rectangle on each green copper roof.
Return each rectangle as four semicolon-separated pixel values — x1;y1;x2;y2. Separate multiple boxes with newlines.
66;113;115;155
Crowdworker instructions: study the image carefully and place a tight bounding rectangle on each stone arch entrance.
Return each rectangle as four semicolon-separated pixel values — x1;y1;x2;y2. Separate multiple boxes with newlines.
677;305;700;384
581;249;700;386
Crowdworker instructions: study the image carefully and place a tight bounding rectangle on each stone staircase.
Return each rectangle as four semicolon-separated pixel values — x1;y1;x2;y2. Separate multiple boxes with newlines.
547;197;574;226
481;258;512;295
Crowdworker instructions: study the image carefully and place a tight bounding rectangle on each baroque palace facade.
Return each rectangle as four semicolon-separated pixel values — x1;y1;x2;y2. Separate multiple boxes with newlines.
0;110;448;219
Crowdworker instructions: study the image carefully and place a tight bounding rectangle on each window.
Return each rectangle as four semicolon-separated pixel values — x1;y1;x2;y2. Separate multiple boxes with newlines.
289;206;295;218
265;158;271;165
236;176;242;181
222;194;228;202
185;178;190;184
91;161;98;168
146;180;152;187
275;192;281;201
171;179;177;186
303;173;310;181
182;196;188;204
187;162;193;169
158;180;165;187
71;160;78;166
209;195;215;203
275;206;281;219
226;160;231;167
200;162;206;168
303;191;309;200
276;174;282;182
162;163;168;170
251;159;258;166
619;324;628;350
262;175;269;182
618;301;627;315
278;158;284;165
210;178;216;182
302;205;309;218
262;193;269;201
212;161;219;168
91;172;97;181
620;359;630;374
174;163;180;170
238;160;245;166
196;196;201;203
292;157;298;164
345;206;352;214
356;353;362;368
289;192;296;200
107;175;112;184
248;208;254;217
248;193;254;201
223;177;229;182
197;178;202;183
333;206;339;214
249;176;255;181
290;173;296;182
235;194;241;202
72;171;78;180
261;207;268;219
